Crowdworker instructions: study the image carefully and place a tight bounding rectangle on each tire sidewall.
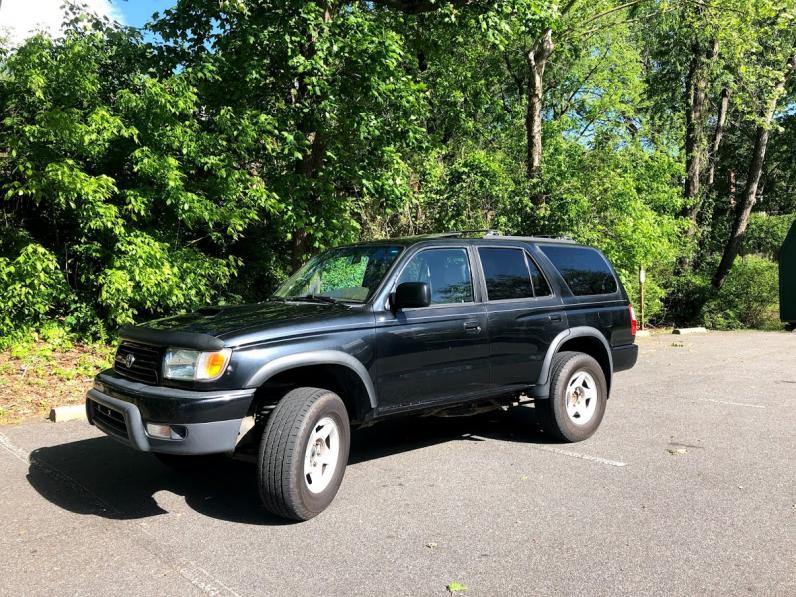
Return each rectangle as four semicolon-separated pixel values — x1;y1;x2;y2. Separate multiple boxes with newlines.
550;354;607;442
292;392;350;517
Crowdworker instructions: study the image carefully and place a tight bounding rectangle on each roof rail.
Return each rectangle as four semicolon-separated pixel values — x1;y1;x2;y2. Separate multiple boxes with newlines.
530;234;577;242
431;229;502;238
418;231;576;243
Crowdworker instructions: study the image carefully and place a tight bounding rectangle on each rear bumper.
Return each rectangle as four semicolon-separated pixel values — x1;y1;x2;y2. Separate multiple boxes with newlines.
611;343;638;372
86;371;255;455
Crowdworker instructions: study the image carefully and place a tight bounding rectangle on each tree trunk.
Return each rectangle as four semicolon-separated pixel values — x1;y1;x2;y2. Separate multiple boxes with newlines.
683;38;716;238
526;29;553;191
727;169;736;210
713;52;796;288
706;87;729;192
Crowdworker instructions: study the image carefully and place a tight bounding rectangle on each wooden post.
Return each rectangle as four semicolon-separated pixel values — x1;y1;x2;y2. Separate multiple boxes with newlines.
639;267;646;330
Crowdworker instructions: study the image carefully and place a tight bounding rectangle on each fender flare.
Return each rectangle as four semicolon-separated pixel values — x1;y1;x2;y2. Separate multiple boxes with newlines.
531;326;613;398
244;350;378;409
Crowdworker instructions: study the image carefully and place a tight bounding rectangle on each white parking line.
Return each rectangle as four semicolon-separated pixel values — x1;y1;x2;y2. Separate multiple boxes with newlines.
0;431;29;464
700;398;765;409
530;444;627;467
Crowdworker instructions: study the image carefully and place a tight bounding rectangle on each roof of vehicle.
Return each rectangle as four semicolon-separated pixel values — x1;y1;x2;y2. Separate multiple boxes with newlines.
351;230;580;247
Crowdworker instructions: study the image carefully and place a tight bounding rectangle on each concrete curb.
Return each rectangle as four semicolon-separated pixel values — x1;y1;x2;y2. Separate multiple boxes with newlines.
635;330;651;337
49;404;87;423
672;327;708;335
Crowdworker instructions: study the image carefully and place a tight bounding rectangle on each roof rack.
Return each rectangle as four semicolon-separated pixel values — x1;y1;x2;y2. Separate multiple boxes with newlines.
409;231;577;243
430;229;502;238
529;234;577;242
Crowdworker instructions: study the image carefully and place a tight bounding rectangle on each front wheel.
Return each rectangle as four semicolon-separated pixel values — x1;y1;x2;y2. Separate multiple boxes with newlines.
257;387;350;521
535;351;607;442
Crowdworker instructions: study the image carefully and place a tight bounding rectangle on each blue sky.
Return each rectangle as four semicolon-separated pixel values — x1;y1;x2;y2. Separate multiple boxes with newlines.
115;0;176;28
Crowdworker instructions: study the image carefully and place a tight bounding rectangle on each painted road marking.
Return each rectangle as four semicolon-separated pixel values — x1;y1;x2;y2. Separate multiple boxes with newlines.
700;398;765;409
530;444;627;467
0;431;29;463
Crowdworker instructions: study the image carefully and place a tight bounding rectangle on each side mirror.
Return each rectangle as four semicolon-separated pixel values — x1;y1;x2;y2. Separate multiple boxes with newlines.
392;282;431;310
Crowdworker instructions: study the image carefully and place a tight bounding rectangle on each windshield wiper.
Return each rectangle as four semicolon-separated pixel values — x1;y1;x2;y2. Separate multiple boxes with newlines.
290;295;344;305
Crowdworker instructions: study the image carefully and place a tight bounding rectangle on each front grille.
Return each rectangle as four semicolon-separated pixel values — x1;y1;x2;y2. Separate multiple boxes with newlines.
90;400;128;439
114;342;163;384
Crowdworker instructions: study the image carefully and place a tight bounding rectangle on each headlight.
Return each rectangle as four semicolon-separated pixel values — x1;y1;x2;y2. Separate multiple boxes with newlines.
163;348;231;381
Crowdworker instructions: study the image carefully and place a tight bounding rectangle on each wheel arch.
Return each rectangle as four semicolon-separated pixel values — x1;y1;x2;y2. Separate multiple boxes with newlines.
531;327;613;398
244;351;377;423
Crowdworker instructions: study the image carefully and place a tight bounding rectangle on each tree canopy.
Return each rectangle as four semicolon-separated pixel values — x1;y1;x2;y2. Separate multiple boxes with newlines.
1;0;794;336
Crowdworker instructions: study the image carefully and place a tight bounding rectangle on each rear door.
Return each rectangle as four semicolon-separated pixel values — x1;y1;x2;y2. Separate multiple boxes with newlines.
476;245;567;391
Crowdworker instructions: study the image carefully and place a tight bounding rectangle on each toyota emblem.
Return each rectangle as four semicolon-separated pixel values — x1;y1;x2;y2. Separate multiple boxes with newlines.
125;353;136;368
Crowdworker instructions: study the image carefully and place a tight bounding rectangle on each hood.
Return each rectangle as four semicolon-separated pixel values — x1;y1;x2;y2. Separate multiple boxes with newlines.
122;301;368;348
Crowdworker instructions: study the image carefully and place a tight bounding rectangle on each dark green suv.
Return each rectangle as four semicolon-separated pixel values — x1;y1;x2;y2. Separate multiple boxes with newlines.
87;232;638;520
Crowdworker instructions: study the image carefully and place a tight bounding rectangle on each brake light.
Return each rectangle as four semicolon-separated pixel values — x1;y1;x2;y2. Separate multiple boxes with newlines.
629;304;637;337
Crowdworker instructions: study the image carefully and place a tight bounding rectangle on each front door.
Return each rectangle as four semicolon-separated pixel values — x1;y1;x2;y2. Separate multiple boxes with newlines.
374;246;490;411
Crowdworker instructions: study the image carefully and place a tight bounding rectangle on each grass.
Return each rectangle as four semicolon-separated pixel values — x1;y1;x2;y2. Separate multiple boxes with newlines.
0;327;114;425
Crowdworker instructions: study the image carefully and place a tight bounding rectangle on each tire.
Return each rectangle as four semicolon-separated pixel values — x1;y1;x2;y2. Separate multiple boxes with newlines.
535;351;607;442
257;387;350;521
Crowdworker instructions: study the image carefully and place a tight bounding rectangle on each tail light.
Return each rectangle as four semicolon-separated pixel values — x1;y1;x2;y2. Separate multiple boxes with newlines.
629;304;637;337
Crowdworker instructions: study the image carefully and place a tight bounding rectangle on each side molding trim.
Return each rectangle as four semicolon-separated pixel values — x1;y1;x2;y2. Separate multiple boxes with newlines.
245;350;378;409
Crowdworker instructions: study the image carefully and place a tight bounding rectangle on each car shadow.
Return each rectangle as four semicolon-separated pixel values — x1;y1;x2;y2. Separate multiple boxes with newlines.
27;405;555;526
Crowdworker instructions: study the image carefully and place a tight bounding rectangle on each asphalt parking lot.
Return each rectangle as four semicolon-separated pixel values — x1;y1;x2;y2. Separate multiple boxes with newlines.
1;331;794;596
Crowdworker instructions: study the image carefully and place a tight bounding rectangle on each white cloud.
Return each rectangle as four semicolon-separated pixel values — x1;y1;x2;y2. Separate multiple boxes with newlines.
0;0;124;47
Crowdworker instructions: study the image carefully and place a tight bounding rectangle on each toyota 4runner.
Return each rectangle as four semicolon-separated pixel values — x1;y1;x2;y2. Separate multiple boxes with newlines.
87;232;638;520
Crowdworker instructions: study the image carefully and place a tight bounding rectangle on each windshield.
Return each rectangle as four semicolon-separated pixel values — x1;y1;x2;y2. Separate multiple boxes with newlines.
273;245;404;303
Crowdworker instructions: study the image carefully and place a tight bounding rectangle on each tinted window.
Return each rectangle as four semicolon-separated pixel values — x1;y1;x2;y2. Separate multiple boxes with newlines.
526;254;551;296
397;248;473;304
479;248;534;300
540;245;617;296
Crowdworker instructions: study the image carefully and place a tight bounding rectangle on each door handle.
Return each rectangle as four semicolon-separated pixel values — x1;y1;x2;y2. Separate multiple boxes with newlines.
463;321;482;333
548;313;563;322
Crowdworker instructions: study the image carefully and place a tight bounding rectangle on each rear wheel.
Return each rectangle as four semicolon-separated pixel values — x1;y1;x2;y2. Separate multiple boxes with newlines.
257;387;350;521
535;351;607;442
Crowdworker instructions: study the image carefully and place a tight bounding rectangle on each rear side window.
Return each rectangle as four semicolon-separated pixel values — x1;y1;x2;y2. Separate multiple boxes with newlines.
540;245;617;296
478;248;534;300
526;255;551;297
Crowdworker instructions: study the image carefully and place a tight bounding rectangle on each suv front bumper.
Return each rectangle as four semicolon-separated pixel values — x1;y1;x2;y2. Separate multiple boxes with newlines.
86;370;255;455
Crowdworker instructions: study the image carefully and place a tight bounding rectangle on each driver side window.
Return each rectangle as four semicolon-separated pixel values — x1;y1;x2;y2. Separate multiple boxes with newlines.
397;248;473;305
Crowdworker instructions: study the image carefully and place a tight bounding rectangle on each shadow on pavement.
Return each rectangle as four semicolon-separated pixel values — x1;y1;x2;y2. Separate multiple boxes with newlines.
27;405;553;525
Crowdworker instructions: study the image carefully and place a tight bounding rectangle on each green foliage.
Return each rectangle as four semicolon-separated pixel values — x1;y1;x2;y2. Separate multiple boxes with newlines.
0;20;277;335
1;1;793;337
743;213;796;259
702;256;780;330
0;243;66;336
97;233;238;326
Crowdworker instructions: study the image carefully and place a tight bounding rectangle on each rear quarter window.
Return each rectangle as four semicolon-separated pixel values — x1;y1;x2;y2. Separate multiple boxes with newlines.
539;245;617;296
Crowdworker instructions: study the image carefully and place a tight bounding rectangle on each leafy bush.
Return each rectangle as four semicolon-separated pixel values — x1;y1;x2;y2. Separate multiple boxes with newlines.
702;256;780;330
661;272;713;327
98;233;237;326
743;213;796;259
0;244;67;336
